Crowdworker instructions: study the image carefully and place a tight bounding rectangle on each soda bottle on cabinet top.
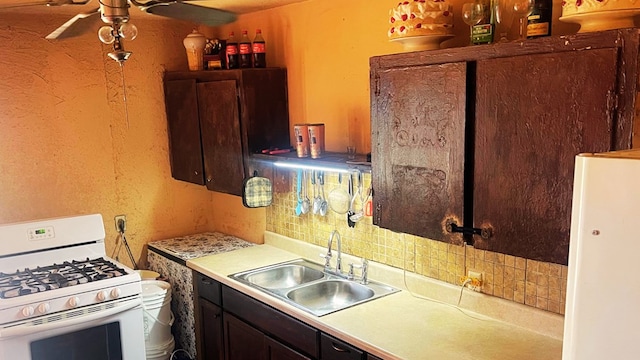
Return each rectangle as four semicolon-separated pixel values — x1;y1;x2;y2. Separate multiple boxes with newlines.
225;31;239;69
252;29;266;68
239;30;253;68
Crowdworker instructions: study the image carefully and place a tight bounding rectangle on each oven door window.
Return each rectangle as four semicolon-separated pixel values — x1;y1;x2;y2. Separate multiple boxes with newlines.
30;321;122;360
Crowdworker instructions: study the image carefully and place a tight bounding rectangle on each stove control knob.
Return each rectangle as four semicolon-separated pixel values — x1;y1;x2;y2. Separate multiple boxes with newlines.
110;288;121;299
68;296;81;308
97;290;108;301
21;306;34;317
37;303;50;314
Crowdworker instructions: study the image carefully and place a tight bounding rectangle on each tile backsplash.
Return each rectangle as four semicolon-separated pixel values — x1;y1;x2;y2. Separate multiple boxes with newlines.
266;171;567;315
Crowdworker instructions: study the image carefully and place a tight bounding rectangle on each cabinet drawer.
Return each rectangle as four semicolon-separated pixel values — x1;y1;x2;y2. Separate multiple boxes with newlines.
194;271;221;305
222;285;319;358
321;333;364;360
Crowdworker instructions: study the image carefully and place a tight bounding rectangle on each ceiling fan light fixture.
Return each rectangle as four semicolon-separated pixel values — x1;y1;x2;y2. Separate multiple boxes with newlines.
118;22;138;40
98;25;115;44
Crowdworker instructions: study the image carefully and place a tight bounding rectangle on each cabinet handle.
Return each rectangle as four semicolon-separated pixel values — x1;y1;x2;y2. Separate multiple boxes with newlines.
207;176;212;182
194;170;199;176
445;219;493;240
331;342;350;353
201;277;214;285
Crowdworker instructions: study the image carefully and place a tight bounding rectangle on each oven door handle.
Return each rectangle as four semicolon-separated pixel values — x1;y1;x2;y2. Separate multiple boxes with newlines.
0;298;142;339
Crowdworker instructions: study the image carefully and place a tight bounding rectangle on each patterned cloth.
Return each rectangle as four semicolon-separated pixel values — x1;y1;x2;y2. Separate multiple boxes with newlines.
243;176;273;208
147;232;254;358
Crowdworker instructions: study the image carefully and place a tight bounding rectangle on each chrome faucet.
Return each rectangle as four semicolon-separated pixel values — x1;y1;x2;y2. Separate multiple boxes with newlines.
321;230;342;274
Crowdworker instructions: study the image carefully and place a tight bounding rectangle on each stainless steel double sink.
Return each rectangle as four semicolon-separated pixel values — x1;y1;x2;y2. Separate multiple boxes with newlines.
229;259;399;316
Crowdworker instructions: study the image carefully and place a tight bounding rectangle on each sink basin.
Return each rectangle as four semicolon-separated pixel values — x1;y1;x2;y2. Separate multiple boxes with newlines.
286;280;374;313
229;259;399;316
243;264;325;289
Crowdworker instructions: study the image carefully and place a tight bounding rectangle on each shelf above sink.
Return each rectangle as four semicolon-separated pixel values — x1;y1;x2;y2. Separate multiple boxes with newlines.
250;151;371;173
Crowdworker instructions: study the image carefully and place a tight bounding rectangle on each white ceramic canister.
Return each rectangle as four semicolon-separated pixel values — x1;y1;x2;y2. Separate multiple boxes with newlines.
183;30;207;71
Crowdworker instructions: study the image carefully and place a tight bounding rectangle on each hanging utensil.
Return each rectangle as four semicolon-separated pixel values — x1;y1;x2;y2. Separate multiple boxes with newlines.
301;171;310;214
347;172;359;228
312;171;321;215
363;186;373;217
349;170;365;223
328;173;350;214
295;169;303;216
319;172;328;216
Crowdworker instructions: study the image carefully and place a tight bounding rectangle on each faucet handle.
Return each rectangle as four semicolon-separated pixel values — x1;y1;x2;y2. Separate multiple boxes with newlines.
348;258;368;283
347;263;356;280
319;253;331;268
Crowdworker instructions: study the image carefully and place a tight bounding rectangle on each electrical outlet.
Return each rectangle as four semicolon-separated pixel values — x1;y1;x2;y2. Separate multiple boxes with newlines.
114;215;126;232
467;270;483;292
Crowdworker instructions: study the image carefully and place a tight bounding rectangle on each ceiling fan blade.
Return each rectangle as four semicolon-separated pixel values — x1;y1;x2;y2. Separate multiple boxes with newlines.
0;0;90;9
140;2;236;26
45;7;100;40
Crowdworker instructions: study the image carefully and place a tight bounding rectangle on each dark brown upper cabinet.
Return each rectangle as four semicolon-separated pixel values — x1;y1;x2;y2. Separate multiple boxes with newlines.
370;29;640;265
164;69;290;196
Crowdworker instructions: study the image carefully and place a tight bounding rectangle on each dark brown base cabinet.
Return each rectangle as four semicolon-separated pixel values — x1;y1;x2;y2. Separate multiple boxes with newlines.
193;271;377;360
370;29;640;265
164;69;290;196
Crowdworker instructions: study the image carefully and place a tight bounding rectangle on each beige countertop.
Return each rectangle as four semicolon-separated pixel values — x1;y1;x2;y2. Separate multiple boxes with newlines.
187;232;563;360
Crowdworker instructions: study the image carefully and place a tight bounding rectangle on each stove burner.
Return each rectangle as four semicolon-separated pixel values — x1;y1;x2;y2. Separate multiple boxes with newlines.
0;257;126;299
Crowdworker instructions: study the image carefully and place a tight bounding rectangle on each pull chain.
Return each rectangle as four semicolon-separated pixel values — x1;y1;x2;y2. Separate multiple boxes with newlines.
118;62;130;129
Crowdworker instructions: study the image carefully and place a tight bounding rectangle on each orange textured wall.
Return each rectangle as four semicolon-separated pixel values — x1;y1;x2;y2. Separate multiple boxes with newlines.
0;12;226;268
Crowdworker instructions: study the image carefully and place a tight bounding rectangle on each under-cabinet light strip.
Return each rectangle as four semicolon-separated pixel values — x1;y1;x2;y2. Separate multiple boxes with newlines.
273;161;352;174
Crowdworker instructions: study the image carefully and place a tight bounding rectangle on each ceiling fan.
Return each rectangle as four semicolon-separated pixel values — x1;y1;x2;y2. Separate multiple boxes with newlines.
2;0;237;63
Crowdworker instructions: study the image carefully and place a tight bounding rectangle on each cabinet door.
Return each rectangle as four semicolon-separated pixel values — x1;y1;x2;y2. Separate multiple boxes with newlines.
265;336;312;360
371;62;468;243
198;298;224;360
164;79;205;185
197;80;245;196
223;312;266;360
474;49;619;264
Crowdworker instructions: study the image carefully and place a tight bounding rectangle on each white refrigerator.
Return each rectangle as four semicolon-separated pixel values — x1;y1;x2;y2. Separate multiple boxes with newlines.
563;149;640;360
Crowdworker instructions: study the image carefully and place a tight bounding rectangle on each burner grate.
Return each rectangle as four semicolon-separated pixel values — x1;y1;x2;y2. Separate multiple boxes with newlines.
0;257;126;299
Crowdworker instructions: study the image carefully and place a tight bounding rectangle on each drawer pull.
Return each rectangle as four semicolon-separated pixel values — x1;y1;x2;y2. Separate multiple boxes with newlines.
201;278;214;285
331;342;350;353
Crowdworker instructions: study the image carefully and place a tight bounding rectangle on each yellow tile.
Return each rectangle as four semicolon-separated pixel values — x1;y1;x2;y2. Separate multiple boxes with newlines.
494;266;504;286
536;297;549;310
515;257;526;270
503;287;515;301
538;262;550;276
537;273;549;287
504;255;515;267
525;294;536;306
525;281;537;297
548;301;560;314
549;263;562;278
549;288;561;303
536;284;549;299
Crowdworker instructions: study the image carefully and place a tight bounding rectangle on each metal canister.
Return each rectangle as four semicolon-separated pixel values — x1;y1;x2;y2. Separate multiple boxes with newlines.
308;123;325;159
294;124;310;158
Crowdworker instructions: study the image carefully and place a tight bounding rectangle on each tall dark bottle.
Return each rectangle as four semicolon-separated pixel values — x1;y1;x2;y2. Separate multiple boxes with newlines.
239;30;252;68
471;0;494;45
225;31;239;69
527;0;552;38
252;29;266;68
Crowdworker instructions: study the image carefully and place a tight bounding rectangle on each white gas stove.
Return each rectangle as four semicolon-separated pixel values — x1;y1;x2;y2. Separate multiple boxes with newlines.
0;214;145;360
